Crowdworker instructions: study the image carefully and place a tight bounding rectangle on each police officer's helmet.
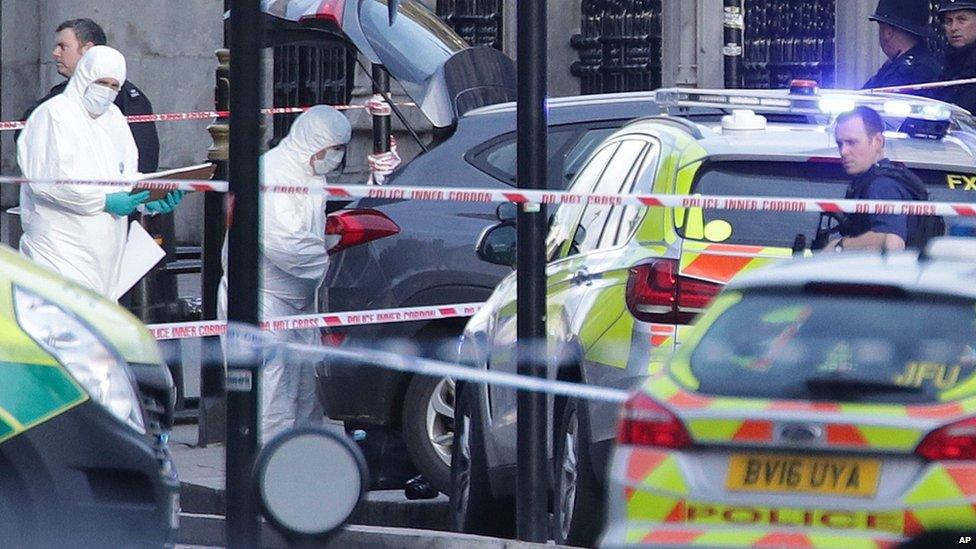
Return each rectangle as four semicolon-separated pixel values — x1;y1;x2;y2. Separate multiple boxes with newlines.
941;0;976;14
871;0;935;37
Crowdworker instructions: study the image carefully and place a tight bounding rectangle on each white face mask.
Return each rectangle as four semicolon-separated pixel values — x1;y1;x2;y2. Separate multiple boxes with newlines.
312;147;345;175
82;83;118;117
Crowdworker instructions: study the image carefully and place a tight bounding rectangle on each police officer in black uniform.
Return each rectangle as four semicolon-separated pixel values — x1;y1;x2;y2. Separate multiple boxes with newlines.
939;0;976;113
18;18;159;173
863;0;941;93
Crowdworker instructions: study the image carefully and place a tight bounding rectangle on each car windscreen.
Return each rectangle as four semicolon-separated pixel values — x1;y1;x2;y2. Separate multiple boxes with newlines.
683;161;976;247
685;292;976;404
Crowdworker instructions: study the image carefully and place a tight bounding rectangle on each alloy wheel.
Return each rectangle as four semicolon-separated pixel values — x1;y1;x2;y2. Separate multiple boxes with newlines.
426;377;456;466
558;409;580;541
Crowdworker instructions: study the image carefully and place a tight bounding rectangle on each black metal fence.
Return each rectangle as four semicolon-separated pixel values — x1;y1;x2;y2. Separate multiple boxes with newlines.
272;44;356;143
571;0;663;94
742;0;836;89
437;0;503;49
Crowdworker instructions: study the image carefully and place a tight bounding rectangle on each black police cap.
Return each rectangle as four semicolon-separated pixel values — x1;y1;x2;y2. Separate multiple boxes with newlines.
871;0;935;38
941;0;976;13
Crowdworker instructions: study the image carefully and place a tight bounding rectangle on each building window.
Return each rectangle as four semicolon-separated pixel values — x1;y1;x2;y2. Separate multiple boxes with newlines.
272;44;356;143
436;0;503;49
571;0;664;94
743;0;836;89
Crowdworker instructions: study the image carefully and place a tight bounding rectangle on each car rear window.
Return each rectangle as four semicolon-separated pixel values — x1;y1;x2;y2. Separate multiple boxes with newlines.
685;161;976;247
470;127;611;189
686;292;976;404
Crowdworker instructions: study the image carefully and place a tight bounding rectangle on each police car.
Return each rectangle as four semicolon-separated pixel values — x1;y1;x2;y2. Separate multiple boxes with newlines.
0;246;178;546
601;238;976;547
452;84;976;545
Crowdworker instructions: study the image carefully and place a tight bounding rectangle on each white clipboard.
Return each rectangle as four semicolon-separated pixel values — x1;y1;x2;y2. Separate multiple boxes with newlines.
112;221;166;300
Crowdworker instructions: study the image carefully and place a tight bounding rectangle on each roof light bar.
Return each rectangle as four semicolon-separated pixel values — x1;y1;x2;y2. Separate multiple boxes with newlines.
655;88;959;124
789;79;819;96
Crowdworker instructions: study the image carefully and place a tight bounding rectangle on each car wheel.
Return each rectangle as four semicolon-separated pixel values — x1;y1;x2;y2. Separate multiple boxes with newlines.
553;398;604;547
402;374;454;494
450;383;514;537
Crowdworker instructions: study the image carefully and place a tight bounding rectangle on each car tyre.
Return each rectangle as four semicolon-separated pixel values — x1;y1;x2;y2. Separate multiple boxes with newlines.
402;374;454;494
553;398;604;547
450;383;514;537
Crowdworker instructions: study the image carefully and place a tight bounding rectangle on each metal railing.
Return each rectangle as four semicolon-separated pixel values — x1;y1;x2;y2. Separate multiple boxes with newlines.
437;0;503;49
742;0;836;89
272;44;355;142
571;0;663;94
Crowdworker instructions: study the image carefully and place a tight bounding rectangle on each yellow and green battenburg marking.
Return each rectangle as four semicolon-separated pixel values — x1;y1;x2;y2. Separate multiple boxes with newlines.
0;361;87;445
0;295;87;445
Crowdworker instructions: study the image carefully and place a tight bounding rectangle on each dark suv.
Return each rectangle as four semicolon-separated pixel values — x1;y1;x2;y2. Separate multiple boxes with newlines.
322;92;660;492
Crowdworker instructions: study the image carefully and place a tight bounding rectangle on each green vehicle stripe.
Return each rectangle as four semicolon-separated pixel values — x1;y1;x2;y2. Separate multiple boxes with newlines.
0;361;87;444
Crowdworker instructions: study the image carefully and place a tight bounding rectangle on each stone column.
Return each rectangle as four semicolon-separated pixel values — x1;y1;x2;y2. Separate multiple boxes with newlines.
835;0;884;89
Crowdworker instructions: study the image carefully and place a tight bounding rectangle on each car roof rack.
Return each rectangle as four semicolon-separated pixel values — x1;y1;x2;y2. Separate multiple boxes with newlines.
654;87;973;139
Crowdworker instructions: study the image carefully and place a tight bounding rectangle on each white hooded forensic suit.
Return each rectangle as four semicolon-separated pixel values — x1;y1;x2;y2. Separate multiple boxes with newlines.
219;105;352;443
17;46;138;297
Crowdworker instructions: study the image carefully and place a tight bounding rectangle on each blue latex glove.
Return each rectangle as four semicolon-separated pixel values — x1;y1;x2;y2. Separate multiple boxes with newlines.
145;190;185;214
105;191;150;216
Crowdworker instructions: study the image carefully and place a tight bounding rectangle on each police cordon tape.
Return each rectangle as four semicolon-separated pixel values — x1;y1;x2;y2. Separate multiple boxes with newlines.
0;175;228;193
146;302;484;341
313;183;976;218
0;102;417;131
3;177;975;218
225;322;630;404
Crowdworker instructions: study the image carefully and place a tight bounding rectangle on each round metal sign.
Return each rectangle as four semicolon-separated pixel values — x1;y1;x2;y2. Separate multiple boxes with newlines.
255;427;368;537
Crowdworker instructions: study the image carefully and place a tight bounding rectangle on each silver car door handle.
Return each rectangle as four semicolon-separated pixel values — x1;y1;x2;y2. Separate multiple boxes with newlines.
572;269;592;286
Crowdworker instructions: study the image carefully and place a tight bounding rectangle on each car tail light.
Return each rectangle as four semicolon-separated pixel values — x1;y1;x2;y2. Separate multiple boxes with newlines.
326;208;400;255
626;259;722;324
321;331;346;347
916;417;976;461
301;0;345;25
617;392;692;449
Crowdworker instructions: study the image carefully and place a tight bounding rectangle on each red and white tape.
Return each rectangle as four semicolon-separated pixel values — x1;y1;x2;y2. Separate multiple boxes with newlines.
0;175;228;193
147;302;483;341
309;183;976;218
4;175;975;218
0;103;418;131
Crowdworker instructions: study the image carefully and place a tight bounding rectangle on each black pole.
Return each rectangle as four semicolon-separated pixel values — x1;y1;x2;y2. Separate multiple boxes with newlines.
515;0;548;542
198;49;230;448
0;0;4;246
226;0;262;546
723;0;744;88
372;64;391;155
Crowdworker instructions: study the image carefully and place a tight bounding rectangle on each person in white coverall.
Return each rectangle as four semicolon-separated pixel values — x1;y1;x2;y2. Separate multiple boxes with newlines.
218;105;356;443
17;45;182;297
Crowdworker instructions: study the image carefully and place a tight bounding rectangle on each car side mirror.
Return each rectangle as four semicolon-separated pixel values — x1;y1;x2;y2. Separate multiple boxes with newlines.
476;222;517;267
571;224;587;251
497;202;517;222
